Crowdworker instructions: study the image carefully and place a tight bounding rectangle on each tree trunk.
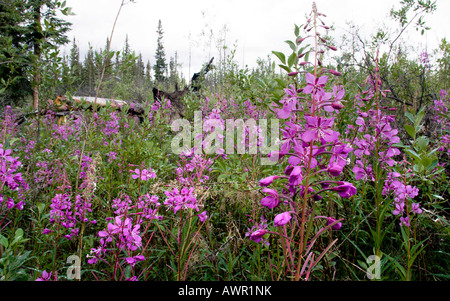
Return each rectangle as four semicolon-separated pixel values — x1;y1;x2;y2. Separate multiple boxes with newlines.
32;3;42;110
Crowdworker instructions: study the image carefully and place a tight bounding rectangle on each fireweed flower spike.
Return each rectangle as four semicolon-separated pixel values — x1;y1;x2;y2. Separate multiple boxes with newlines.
249;2;357;281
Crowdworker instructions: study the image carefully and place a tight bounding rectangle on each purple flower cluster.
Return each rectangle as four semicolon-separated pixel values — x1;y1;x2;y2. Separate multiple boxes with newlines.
432;90;450;155
130;167;156;181
383;172;422;226
88;215;144;266
0;144;28;215
44;192;96;240
245;216;270;245
347;81;423;224
175;147;213;187
88;166;161;273
164;187;199;214
0;106;19;142
87;194;160;273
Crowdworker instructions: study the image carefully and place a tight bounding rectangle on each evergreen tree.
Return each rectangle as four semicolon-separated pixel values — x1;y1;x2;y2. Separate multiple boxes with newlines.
145;60;152;80
26;0;72;109
69;37;82;90
153;19;167;84
0;0;31;106
169;51;180;88
82;45;96;96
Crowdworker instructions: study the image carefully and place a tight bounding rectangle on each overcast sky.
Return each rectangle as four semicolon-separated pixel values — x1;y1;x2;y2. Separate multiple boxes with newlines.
61;0;449;81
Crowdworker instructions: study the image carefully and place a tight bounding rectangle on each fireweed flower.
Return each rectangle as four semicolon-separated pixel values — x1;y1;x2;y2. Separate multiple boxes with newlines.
198;211;208;222
303;73;328;95
352;160;374;181
288;142;319;168
249;229;267;243
35;270;52;281
278;85;299;119
261;188;280;209
288;165;303;186
130;168;156;181
411;203;422;214
400;216;410;227
281;123;302;154
274;211;292;227
125;254;145;267
246;216;270;245
302;116;339;143
331;181;357;198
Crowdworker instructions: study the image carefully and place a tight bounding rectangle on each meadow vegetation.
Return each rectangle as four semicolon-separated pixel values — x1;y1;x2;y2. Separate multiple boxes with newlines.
0;0;448;281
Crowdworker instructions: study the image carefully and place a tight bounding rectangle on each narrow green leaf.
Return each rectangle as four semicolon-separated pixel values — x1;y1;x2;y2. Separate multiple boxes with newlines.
405;112;415;124
278;64;291;73
272;51;286;64
404;124;415;139
414;107;425;129
294;24;300;37
287;52;297;68
285;40;297;52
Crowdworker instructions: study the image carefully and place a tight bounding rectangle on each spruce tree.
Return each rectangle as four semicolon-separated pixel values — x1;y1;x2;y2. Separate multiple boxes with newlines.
153;19;167;84
0;0;31;105
27;0;72;109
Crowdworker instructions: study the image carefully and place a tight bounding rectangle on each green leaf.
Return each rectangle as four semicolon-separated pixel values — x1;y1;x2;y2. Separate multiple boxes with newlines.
285;40;297;52
414;107;426;129
287;52;297;68
426;158;439;172
415;136;428;152
404;124;416;139
15;228;24;240
405;111;415;124
217;174;228;182
37;202;45;213
272;51;286;64
278;64;291;73
0;234;8;248
294;24;300;37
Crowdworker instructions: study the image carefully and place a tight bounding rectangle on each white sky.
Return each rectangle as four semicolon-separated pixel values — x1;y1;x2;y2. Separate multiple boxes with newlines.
61;0;449;81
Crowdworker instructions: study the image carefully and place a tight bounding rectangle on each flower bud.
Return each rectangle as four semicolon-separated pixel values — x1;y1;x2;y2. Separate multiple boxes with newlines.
297;37;308;44
331;101;344;110
329;46;337;51
327;217;342;230
259;175;278;187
